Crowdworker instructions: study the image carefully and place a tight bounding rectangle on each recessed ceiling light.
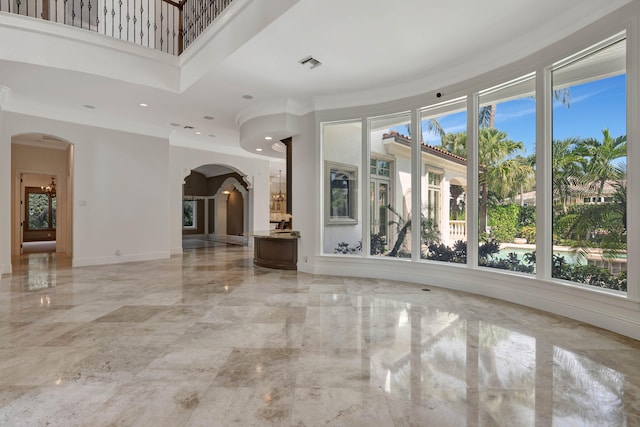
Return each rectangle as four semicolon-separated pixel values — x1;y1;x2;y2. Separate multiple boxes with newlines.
265;136;273;140
83;104;95;109
139;103;148;107
256;148;263;152
242;95;254;100
195;131;201;135
203;116;214;120
170;123;181;127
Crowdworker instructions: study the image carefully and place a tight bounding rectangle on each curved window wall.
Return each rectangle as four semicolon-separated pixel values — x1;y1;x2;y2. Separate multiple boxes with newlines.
320;31;631;297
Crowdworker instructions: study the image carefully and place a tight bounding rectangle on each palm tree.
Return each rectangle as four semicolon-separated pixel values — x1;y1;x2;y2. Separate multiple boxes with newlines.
575;129;626;195
478;128;525;233
404;118;445;140
440;132;467;157
439;129;525;233
552;137;583;213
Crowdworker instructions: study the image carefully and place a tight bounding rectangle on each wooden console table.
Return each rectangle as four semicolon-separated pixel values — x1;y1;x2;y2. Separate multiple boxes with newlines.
253;232;299;270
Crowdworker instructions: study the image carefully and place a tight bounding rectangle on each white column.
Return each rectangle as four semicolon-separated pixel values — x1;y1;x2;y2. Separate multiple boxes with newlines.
0;87;12;274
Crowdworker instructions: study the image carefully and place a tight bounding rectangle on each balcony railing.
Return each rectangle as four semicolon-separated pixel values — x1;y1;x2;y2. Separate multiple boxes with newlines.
0;0;233;55
449;220;467;242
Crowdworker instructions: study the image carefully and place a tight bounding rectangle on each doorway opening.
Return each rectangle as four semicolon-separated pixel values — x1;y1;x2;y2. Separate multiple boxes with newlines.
182;164;250;249
11;134;73;265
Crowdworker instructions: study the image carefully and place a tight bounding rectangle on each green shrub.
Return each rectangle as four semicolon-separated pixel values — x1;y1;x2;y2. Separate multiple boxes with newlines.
488;204;520;243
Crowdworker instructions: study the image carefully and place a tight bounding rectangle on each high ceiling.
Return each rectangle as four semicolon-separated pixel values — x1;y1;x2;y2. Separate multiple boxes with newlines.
0;0;632;168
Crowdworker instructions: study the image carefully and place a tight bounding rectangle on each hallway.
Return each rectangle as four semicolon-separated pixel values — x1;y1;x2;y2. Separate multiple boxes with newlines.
0;246;639;425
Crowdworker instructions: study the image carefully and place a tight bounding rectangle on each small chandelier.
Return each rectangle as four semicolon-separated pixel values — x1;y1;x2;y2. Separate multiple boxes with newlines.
41;177;56;196
272;170;285;203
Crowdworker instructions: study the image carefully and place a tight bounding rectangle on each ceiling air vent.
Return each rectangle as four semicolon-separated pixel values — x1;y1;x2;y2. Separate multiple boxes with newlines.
299;56;322;69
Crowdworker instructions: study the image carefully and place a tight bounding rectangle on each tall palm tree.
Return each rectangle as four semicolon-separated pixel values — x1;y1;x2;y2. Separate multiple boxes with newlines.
478;128;524;233
552;137;583;213
440;132;467;157
575;129;626;195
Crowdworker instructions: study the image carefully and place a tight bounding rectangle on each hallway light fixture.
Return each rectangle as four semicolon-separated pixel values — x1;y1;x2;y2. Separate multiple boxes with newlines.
41;177;56;196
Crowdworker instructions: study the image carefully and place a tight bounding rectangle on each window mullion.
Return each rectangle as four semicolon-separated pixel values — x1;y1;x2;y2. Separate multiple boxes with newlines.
536;67;553;281
411;109;421;261
467;95;479;268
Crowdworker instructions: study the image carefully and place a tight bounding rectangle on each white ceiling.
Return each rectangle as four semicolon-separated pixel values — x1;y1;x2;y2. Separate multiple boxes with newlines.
0;0;632;176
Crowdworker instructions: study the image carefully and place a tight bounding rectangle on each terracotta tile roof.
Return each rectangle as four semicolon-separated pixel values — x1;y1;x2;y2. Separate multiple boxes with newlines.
382;130;468;165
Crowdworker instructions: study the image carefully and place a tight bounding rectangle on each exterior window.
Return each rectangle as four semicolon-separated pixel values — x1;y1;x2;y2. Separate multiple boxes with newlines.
25;187;56;230
426;173;441;224
183;200;196;229
478;74;536;275
371;159;390;177
370;157;393;255
428;173;441;186
552;33;627;292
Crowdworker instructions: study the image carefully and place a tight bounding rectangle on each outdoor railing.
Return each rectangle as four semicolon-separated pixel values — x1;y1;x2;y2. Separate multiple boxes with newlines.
449;220;467;241
0;0;233;55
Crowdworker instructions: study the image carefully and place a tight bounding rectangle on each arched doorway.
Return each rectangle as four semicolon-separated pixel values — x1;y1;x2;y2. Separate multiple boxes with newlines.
182;164;250;248
10;133;73;258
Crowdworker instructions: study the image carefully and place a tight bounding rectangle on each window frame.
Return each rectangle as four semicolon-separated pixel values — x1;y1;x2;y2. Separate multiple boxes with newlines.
24;186;56;231
325;161;359;225
182;199;197;230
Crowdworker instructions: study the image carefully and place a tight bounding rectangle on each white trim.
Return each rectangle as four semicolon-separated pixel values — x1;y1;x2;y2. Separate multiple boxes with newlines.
626;16;639;301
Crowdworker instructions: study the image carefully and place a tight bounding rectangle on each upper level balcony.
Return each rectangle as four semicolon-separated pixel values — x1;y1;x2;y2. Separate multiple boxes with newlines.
0;0;233;55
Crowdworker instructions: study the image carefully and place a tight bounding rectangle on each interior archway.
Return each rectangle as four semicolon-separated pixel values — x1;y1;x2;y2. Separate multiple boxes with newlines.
182;164;250;248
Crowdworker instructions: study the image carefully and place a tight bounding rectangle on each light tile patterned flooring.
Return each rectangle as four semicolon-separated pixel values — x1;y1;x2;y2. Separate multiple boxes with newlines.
1;246;639;426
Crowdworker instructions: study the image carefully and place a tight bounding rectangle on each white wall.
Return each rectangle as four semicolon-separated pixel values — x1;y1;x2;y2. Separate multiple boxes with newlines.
0;102;10;275
2;112;171;267
293;112;318;272
168;144;270;255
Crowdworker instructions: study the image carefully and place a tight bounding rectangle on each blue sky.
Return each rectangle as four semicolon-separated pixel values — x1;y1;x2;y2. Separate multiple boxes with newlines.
419;74;626;156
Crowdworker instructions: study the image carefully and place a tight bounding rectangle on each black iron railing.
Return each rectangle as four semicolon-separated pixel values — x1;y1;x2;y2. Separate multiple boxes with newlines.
0;0;233;55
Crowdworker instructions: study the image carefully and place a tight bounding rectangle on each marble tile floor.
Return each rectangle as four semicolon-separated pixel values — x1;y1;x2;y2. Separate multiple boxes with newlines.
1;246;639;426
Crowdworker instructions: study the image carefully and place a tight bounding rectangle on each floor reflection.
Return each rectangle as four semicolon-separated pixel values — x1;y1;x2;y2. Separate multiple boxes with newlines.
0;246;638;426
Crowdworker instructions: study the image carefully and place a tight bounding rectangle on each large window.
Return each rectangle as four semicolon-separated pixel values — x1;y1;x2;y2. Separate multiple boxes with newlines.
420;98;468;263
317;31;633;300
551;33;627;292
323;120;362;255
369;113;408;257
25;187;56;231
478;75;537;275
